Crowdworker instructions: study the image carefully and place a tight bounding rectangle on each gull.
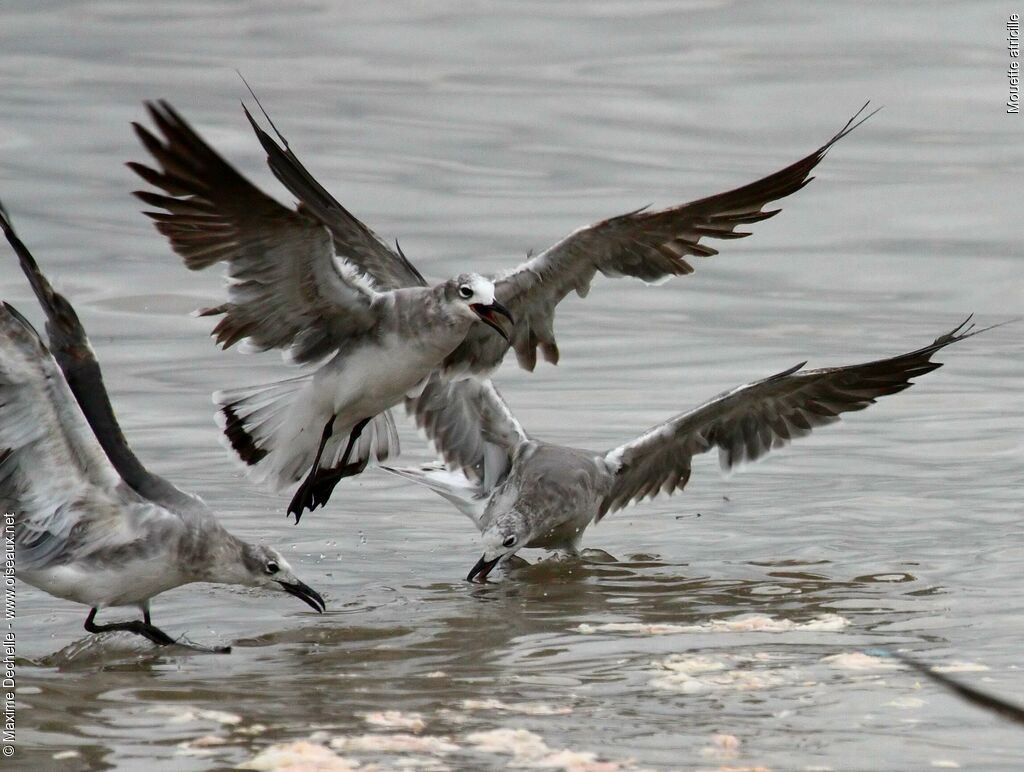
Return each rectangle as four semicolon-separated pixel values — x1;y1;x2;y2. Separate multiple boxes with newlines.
385;318;1003;581
0;205;325;652
130;98;875;519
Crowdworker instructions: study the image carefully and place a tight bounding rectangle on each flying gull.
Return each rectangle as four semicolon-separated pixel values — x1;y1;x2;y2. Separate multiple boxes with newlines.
387;319;1003;581
130;99;876;518
0;205;325;652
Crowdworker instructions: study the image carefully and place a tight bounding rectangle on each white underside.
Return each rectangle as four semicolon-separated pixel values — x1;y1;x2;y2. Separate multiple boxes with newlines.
20;562;186;609
228;335;448;490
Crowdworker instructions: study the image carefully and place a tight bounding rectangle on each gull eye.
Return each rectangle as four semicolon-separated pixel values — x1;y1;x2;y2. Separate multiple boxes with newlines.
265;561;280;575
502;535;516;548
458;285;473;299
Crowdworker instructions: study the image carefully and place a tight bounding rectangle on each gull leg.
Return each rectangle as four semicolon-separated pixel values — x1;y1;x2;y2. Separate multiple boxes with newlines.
84;609;231;654
288;415;336;520
308;416;372;510
85;607;175;646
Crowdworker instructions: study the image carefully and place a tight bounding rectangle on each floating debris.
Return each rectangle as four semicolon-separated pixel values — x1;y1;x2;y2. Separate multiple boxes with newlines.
465;728;549;757
462;698;572;715
361;711;427;731
699;732;741;760
650;654;791;694
241;741;364;771
236;724;270;736
821;652;900;671
464;727;643;770
147;705;243;725
331;733;458;755
575;614;848;636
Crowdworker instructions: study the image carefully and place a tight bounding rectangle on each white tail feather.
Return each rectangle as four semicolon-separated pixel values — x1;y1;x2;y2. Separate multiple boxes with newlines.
213;375;321;490
381;464;486;525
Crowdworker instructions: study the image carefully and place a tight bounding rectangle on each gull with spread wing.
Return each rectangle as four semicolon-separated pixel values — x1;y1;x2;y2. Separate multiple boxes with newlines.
130;99;875;519
0;205;325;652
387;319;1004;581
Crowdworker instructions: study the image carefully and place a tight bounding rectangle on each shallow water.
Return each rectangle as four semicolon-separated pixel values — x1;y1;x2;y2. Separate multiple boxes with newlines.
1;1;1022;769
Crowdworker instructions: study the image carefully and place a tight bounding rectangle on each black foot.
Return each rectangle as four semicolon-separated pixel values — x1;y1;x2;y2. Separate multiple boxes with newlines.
287;416;371;520
287;472;319;521
85;609;231;653
310;460;368;507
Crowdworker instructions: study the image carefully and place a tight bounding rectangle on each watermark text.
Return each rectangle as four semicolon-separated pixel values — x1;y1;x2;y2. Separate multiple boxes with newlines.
2;511;14;758
1009;13;1020;113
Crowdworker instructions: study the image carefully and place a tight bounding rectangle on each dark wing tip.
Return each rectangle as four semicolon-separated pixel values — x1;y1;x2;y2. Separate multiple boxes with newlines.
869;648;1024;728
236;72;291;150
822;100;882;153
930;314;1019;350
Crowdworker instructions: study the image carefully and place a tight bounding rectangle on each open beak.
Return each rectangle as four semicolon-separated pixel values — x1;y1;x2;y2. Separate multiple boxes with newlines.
278;580;326;613
466;553;502;583
470;301;514;342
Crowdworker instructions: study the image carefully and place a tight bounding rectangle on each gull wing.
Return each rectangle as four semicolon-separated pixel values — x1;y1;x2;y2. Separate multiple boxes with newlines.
443;104;877;375
129;101;378;365
240;96;427;290
1;204;201;512
0;303;171;569
405;376;528;491
599;318;997;518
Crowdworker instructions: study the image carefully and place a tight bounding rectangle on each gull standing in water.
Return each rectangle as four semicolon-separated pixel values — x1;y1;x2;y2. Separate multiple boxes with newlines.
387;319;1003;581
130;98;875;518
0;205;325;652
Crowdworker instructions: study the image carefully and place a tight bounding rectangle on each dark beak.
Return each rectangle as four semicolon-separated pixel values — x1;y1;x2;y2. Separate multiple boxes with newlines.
470;301;514;342
278;580;326;613
466;553;502;583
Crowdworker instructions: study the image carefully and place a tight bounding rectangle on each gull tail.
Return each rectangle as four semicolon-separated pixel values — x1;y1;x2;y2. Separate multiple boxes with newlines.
381;463;486;525
214;375;318;489
214;376;399;501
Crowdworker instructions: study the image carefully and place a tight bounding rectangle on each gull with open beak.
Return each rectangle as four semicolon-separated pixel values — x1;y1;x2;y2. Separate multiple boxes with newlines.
0;204;325;652
130;95;874;519
386;318;1007;581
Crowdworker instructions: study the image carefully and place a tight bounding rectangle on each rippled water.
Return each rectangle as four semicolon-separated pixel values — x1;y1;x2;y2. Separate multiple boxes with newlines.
2;1;1022;769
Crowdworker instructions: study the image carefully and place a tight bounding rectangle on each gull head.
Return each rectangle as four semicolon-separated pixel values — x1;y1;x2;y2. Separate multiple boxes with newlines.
446;273;514;341
466;513;528;582
238;543;326;613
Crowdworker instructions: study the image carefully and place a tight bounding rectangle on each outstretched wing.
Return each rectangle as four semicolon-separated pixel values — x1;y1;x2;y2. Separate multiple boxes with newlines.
0;303;156;569
443;104;877;375
0;203;201;512
129;101;378;365
240;92;426;290
405;376;527;492
599;317;994;517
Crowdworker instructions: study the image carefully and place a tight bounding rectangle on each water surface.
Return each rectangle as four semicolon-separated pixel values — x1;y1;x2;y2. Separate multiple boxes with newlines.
1;2;1022;769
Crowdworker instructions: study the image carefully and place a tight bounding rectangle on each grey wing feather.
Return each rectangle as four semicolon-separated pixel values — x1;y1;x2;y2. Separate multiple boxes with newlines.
444;103;877;375
405;376;527;491
599;317;993;517
0;204;202;513
239;98;427;290
129;101;378;365
0;303;161;568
